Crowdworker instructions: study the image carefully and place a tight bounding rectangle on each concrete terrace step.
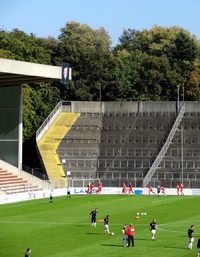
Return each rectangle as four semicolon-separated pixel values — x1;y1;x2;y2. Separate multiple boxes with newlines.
0;180;28;185
2;187;41;194
0;175;20;179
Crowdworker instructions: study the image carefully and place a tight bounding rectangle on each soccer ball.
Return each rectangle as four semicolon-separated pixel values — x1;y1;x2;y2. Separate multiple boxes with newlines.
111;232;114;235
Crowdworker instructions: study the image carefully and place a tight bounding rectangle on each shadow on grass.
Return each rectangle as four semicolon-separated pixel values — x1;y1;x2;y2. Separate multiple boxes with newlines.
86;232;103;235
164;246;186;250
101;244;123;247
136;238;151;241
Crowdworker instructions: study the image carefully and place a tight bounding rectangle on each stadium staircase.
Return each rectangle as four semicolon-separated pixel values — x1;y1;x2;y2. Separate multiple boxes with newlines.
37;112;80;187
143;104;185;187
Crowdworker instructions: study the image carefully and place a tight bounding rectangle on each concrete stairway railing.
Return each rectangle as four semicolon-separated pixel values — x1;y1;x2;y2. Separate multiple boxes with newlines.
143;103;185;187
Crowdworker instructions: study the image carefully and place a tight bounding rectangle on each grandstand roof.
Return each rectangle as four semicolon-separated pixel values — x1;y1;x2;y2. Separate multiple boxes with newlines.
0;58;62;86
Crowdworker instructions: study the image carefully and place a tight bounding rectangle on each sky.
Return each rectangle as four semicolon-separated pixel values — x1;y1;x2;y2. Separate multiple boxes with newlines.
0;0;200;46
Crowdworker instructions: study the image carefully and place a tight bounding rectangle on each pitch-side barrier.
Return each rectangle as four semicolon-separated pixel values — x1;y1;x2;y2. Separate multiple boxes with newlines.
0;187;200;204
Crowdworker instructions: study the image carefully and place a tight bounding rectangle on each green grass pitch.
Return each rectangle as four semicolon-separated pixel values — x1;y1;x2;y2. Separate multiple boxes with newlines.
0;194;199;257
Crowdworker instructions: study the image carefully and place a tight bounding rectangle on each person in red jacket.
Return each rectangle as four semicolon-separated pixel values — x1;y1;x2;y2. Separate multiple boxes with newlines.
127;224;135;247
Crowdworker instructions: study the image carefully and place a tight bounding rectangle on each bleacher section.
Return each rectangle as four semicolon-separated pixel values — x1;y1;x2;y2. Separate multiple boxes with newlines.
152;112;200;188
57;111;176;187
0;167;40;194
57;113;101;186
37;101;200;188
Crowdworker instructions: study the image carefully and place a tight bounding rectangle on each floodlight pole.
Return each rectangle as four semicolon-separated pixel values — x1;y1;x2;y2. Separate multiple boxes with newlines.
181;124;184;184
177;84;180;113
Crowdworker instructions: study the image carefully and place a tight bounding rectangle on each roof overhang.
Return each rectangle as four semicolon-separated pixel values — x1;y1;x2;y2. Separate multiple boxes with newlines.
0;58;62;86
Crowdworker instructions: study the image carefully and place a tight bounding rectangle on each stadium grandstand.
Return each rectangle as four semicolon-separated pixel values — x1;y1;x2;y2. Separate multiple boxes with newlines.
1;58;200;194
36;100;200;189
0;58;63;194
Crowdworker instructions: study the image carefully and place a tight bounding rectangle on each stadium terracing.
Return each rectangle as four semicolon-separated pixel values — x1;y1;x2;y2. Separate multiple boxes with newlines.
36;101;200;189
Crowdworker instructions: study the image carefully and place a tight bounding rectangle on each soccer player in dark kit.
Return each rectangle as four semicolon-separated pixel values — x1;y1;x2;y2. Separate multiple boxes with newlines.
149;219;157;240
104;214;111;235
188;224;195;249
89;208;98;227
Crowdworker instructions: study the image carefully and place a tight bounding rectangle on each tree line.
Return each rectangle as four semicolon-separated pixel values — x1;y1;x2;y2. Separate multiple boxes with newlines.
0;22;200;167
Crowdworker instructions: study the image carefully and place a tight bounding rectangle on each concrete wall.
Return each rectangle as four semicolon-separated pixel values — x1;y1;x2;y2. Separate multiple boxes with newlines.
65;101;200;114
0;86;20;166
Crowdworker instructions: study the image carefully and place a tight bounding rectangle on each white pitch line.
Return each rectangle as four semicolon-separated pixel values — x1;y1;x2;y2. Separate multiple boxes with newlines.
0;221;146;226
159;223;200;227
157;227;182;233
0;220;199;233
0;221;74;225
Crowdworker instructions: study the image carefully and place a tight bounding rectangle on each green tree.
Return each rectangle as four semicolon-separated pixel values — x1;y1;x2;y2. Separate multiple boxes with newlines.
116;25;200;100
23;83;60;140
0;29;52;63
56;22;114;101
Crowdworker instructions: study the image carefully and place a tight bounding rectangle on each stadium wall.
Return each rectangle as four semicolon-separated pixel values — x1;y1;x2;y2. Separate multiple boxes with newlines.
67;100;200;113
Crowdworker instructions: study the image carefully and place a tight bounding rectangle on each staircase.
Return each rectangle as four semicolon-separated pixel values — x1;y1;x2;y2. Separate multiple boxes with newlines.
143;104;185;187
0;168;41;194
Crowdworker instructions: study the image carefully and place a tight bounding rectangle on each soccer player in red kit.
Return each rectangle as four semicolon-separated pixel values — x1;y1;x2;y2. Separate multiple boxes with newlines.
122;182;127;194
89;182;94;194
96;182;102;193
176;183;180;196
148;186;155;195
179;182;184;196
129;183;133;194
160;186;166;195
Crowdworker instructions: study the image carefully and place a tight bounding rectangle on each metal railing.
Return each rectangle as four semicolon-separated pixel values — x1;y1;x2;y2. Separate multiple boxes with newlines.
143;103;185;187
36;101;63;142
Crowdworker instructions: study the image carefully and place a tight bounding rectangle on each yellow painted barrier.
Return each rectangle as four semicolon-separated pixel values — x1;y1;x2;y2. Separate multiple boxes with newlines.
38;112;80;186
